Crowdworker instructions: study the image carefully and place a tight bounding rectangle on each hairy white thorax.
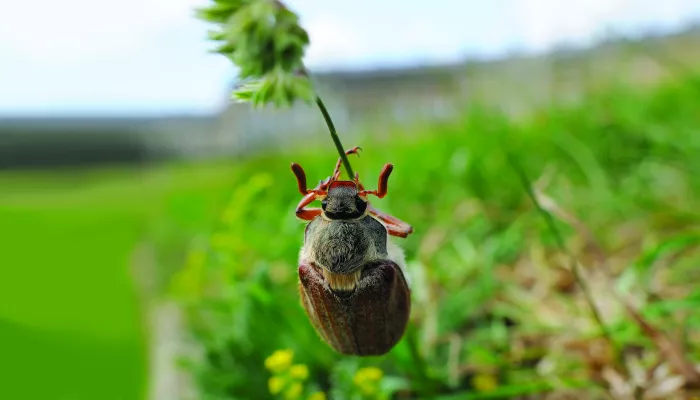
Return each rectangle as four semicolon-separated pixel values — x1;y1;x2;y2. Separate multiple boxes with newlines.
299;234;411;290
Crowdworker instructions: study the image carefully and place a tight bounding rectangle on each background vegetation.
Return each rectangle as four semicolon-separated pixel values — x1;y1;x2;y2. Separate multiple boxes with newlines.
167;73;700;399
2;12;700;400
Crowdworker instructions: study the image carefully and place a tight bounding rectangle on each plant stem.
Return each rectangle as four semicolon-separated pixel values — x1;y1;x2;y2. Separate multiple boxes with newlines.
315;95;355;179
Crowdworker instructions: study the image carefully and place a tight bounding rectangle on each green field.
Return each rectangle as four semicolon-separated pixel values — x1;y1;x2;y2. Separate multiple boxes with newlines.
0;164;236;400
2;75;699;399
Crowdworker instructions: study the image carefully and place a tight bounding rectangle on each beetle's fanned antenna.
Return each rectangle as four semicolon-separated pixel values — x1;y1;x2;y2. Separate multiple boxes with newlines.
291;163;309;195
359;164;394;199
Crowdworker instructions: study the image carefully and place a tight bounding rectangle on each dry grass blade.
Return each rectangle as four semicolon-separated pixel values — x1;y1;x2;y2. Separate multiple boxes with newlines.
601;355;686;400
532;171;700;392
533;168;607;266
507;155;619;365
622;301;700;388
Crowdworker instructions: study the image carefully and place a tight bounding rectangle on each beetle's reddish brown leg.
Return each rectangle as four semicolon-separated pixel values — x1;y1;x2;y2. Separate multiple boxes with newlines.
368;204;411;228
384;224;411;238
295;191;324;220
332;146;362;180
369;205;414;237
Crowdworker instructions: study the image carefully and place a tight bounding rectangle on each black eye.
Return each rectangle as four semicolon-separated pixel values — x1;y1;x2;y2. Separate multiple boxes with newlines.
354;196;367;214
321;199;328;210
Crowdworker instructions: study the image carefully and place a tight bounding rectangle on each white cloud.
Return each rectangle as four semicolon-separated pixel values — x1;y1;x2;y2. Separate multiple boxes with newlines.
298;0;700;71
301;7;484;70
303;17;367;68
0;0;234;114
1;0;699;114
510;0;700;51
510;0;619;50
0;0;209;64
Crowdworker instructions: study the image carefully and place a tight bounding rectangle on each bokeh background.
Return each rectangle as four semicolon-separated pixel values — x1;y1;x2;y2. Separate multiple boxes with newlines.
2;1;700;399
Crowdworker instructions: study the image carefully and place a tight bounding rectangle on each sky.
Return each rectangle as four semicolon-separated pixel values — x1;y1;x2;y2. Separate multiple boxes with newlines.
1;0;699;116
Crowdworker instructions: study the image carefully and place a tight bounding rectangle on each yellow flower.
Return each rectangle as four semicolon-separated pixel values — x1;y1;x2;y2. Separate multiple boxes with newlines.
308;392;327;400
472;373;498;392
284;382;303;400
265;349;294;373
353;367;384;386
290;364;309;380
353;367;384;397
362;367;383;381
268;376;285;395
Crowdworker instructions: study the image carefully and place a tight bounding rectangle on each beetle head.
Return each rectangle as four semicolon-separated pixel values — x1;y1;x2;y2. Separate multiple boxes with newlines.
321;181;368;220
291;160;391;222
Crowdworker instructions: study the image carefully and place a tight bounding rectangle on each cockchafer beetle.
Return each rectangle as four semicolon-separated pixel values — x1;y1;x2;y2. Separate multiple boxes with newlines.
290;147;414;356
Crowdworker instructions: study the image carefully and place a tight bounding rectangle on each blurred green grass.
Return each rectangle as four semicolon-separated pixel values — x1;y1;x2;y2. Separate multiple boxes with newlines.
0;163;237;400
1;75;699;399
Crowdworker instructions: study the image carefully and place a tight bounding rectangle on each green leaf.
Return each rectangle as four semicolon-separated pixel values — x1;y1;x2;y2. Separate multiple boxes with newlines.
195;1;240;24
